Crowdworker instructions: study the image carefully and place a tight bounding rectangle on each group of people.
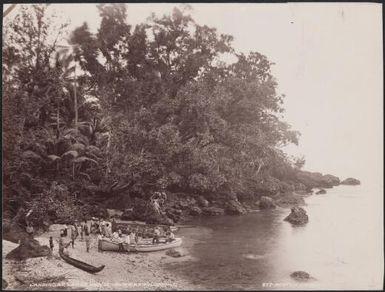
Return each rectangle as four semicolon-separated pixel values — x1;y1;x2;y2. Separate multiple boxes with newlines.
52;220;92;253
99;224;176;252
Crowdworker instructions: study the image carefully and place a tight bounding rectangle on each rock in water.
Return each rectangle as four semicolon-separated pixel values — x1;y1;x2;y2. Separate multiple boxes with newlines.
258;196;276;209
290;271;311;281
226;199;247;215
340;177;360;185
284;207;309;225
202;207;225;216
315;189;327;195
275;192;306;208
322;174;340;186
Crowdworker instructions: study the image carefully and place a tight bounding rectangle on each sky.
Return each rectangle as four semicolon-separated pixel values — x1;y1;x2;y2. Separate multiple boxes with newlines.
4;3;383;185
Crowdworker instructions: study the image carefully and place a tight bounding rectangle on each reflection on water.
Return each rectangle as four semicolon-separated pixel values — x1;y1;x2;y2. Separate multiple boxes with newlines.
166;185;383;290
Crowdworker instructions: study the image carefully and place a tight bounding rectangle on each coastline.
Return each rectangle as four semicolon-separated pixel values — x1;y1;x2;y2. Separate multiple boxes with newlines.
3;185;361;291
3;232;202;291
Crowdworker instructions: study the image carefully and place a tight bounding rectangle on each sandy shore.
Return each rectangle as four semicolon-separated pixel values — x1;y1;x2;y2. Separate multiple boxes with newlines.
3;229;203;291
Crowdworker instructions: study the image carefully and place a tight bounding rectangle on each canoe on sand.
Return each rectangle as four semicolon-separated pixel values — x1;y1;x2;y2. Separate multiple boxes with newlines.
98;238;182;252
59;250;105;273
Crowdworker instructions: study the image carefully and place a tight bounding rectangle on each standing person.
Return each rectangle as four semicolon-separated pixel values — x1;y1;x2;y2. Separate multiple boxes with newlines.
100;219;106;237
84;223;90;252
117;230;124;252
76;221;82;240
152;226;160;244
70;226;76;248
130;228;136;245
90;218;94;234
63;224;68;237
49;236;54;252
79;221;83;241
58;232;64;253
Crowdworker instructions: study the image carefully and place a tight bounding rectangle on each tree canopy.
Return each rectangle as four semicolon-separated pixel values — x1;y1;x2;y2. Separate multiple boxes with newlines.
3;4;305;226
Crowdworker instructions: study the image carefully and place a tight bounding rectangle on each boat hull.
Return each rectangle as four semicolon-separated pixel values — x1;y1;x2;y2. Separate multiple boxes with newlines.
99;238;182;252
59;250;105;273
134;238;182;252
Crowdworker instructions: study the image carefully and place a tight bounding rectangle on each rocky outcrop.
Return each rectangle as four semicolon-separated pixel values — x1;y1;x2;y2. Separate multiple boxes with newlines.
2;220;30;244
120;208;135;220
322;174;340;186
6;238;50;260
296;171;340;189
197;196;209;208
290;271;311;281
189;206;202;216
315;189;326;195
165;208;183;223
275;192;305;208
202;207;225;216
284;207;309;225
225;199;247;215
106;208;123;218
175;197;197;210
255;177;282;196
258;196;276;209
340;177;360;185
146;212;174;226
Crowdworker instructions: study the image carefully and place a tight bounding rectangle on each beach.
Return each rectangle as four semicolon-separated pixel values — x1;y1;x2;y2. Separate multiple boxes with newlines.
3;230;200;291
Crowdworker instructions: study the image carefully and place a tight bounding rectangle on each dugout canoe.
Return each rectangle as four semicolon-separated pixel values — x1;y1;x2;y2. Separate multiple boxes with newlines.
59;250;105;273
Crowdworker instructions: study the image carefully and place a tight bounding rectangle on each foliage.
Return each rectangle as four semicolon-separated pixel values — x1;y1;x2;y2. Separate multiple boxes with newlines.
3;4;307;226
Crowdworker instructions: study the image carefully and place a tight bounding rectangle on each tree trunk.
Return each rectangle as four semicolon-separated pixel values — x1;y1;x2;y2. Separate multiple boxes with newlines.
74;65;78;133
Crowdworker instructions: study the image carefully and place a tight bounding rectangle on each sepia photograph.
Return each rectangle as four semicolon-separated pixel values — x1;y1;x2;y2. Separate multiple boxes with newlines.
2;2;383;290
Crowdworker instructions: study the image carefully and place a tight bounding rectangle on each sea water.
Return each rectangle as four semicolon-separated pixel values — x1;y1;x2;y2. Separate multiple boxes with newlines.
165;184;383;290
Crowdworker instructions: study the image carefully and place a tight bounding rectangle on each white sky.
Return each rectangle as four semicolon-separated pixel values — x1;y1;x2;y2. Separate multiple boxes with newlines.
4;3;383;185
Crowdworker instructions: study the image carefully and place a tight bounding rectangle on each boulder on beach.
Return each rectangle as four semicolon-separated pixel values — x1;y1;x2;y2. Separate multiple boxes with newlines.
284;207;309;225
48;224;67;232
258;196;276;209
166;248;185;258
340;177;360;185
315;189;326;195
225;199;247;215
202;207;225;216
6;238;50;261
290;271;311;281
2;221;30;244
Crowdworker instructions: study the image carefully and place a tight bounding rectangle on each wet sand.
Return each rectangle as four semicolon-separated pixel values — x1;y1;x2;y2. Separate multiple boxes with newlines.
3;230;202;291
